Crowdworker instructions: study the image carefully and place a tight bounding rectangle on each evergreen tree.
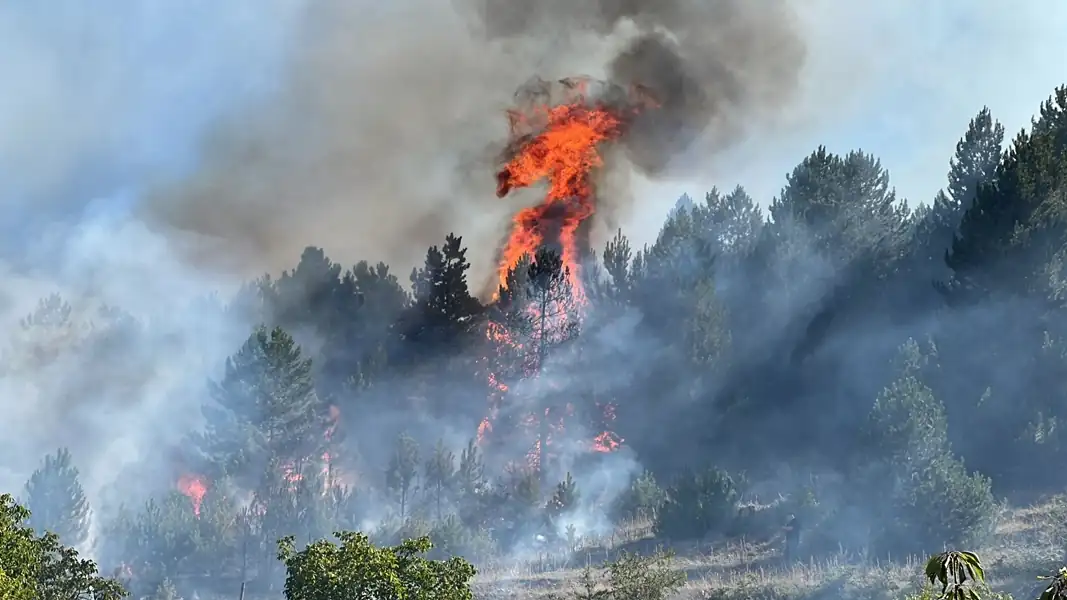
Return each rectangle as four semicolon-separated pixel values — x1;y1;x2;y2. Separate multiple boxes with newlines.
409;234;481;341
151;578;181;600
769;147;909;273
197;326;328;489
525;249;580;476
948;107;1006;211
405;234;484;417
915;108;1004;279
487;249;580;476
947;87;1067;301
386;433;421;519
614;470;667;521
22;448;90;548
454;439;487;530
601;229;633;302
272;246;344;333
524;248;580;370
703;185;764;257
345;260;411;386
424;440;456;521
545;472;580;522
455;439;485;501
11;294;86;370
856;340;997;555
860;339;948;467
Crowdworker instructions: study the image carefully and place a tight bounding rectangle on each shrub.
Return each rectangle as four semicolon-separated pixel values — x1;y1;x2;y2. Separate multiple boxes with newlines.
613;470;667;522
857;339;998;557
729;496;792;541
567;548;685;600
878;457;997;556
428;514;497;563
277;532;476;600
655;467;740;541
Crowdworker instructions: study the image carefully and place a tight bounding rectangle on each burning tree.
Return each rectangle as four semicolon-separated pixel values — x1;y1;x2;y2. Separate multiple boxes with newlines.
480;76;655;473
485;248;581;474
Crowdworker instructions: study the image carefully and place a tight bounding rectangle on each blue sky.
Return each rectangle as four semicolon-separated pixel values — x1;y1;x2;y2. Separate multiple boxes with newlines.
2;0;1067;275
636;0;1067;224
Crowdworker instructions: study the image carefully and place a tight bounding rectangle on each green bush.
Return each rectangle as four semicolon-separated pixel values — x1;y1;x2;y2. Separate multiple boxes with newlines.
567;548;685;600
613;470;667;522
858;339;998;557
655;467;740;541
428;514;497;563
0;494;125;600
729;498;792;541
277;532;476;600
878;456;997;556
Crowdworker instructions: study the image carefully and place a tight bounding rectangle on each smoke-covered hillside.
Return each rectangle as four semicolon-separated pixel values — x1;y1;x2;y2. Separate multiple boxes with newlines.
5;2;1067;600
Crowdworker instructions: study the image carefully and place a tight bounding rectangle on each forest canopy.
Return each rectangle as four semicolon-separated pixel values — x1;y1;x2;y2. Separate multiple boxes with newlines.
3;84;1067;599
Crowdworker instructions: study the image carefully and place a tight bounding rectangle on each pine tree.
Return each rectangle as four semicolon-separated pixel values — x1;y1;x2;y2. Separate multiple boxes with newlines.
455;438;485;502
409;234;480;338
525;248;579;367
271;246;344;332
151;578;181;600
405;234;484;417
423;440;456;521
525;249;580;477
487;249;581;477
546;472;580;522
947;88;1067;301
703;185;764;256
197;326;328;489
947;107;1006;210
860;339;948;467
22;448;90;548
12;294;86;370
386;433;420;519
345;260;411;386
856;339;997;555
914;108;1004;279
769;147;908;272
601;229;633;302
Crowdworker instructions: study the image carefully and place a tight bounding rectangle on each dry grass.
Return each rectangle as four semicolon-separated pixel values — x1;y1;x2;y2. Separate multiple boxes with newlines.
472;497;1067;600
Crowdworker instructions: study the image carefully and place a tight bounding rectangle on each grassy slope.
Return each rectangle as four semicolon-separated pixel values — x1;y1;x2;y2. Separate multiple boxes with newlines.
473;497;1067;600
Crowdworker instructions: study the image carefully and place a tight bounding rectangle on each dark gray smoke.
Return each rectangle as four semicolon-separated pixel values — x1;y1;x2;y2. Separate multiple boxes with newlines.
474;0;805;175
139;0;806;280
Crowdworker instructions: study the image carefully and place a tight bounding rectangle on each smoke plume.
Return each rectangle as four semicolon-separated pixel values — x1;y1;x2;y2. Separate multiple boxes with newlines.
138;0;806;281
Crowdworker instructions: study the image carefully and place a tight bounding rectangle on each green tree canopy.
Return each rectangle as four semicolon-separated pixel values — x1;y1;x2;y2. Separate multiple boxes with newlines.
0;494;125;600
22;447;91;548
277;532;476;600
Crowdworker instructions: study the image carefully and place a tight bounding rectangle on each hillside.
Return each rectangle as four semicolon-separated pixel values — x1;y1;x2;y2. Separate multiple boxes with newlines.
473;498;1067;600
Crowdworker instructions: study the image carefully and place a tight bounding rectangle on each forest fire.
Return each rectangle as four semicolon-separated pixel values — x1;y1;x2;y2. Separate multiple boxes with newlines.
175;404;342;515
176;474;207;517
480;77;652;466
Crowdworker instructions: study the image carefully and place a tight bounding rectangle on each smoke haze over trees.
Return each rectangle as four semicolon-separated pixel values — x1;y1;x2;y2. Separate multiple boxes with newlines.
5;2;1067;599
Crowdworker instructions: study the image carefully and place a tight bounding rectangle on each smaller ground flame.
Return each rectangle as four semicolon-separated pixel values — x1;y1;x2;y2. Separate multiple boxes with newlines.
177;474;207;517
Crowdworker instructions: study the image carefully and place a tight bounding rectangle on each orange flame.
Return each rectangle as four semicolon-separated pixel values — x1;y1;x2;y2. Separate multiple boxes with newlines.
481;78;648;462
177;474;207;517
495;102;623;298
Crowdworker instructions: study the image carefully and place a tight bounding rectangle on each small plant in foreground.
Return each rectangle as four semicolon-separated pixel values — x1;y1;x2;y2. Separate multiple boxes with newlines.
925;550;985;600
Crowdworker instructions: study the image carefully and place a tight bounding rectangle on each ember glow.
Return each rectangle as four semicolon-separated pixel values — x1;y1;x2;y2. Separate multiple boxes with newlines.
177;474;207;517
480;77;651;466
